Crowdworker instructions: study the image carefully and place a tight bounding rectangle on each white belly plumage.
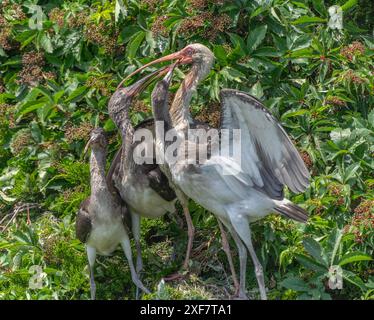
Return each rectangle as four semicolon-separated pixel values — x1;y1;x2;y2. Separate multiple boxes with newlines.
118;180;175;218
172;165;276;223
87;217;126;256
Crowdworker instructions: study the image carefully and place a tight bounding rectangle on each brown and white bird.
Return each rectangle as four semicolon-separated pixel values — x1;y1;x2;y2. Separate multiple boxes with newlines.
106;70;194;278
127;44;310;299
76;128;150;300
108;68;238;286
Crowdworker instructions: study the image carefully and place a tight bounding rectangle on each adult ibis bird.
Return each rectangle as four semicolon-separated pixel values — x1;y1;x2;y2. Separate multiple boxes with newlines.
126;44;310;299
150;64;240;292
76;128;150;300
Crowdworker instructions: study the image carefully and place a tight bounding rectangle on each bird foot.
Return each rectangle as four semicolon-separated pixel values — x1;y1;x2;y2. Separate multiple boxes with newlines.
231;290;249;300
232;294;249;300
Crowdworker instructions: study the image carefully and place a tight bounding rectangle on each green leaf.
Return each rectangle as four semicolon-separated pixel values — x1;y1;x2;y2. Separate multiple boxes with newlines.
253;47;282;57
343;270;366;291
18;101;47;116
0;190;16;203
120;26;141;44
339;252;373;266
295;254;327;273
15;30;38;49
303;238;327;266
343;163;360;183
210;73;219;101
104;119;116;132
280;277;310;292
292;16;326;25
53;90;65;104
213;45;227;65
229;33;247;56
127;31;145;59
0;47;7;57
328;228;343;265
312;0;327;16
250;6;268;19
247;25;267;53
40;34;53;53
65;86;89;103
341;0;358;11
288;34;311;51
281;109;309;119
249;81;263;99
219;67;244;83
115;0;127;23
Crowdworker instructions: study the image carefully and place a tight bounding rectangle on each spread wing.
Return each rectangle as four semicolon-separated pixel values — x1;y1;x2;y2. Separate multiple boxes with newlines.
219;89;310;199
76;197;92;243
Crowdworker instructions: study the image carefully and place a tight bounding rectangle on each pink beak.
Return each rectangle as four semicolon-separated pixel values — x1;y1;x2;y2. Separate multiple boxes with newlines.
119;49;192;87
125;66;171;96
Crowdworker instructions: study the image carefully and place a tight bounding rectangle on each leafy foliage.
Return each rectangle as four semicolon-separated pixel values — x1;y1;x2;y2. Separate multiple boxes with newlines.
0;0;373;300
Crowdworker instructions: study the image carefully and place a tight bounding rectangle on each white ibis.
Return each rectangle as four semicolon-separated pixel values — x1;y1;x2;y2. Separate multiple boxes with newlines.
76;128;150;300
150;64;240;293
126;44;310;299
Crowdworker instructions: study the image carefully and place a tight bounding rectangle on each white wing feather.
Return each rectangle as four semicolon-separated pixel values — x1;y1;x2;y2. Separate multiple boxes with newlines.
219;89;310;196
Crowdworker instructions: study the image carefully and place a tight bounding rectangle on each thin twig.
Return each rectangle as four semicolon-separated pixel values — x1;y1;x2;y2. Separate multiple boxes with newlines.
0;203;39;232
26;204;31;225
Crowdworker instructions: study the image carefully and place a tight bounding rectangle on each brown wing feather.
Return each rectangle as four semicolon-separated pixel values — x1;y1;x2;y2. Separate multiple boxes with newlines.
76;197;92;243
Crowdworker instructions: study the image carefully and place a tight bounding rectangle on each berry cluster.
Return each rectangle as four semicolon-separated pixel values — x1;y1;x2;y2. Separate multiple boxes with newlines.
17;52;54;86
49;8;66;28
10;128;33;155
325;96;347;107
151;15;169;37
350;199;374;243
64;122;94;144
340;41;365;62
84;21;121;55
85;75;112;97
342;69;366;85
195;102;221;128
299;150;313;169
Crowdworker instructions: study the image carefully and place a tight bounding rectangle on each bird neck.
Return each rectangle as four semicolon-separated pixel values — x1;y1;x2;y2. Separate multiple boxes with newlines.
153;102;171;125
89;147;108;197
108;89;135;171
169;59;211;131
108;89;134;143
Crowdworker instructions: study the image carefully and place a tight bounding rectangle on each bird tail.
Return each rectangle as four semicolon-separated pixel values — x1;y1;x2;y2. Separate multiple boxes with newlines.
274;199;308;223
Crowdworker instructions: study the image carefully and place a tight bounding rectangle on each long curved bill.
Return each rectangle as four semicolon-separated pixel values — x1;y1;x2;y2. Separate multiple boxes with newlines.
117;64;170;91
122;49;190;85
83;136;93;159
163;62;178;86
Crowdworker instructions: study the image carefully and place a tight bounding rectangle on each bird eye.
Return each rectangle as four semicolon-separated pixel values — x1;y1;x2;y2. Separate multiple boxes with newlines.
185;48;194;56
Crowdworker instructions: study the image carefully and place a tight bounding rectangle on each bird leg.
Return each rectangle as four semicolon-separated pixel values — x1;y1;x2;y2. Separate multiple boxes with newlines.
182;203;195;270
164;192;194;282
217;219;240;296
227;210;267;300
174;191;195;271
244;231;267;300
121;235;150;297
228;227;248;299
86;246;97;300
131;212;143;274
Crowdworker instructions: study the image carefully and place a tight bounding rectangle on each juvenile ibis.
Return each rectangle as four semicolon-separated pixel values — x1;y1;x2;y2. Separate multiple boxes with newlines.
76;128;150;299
